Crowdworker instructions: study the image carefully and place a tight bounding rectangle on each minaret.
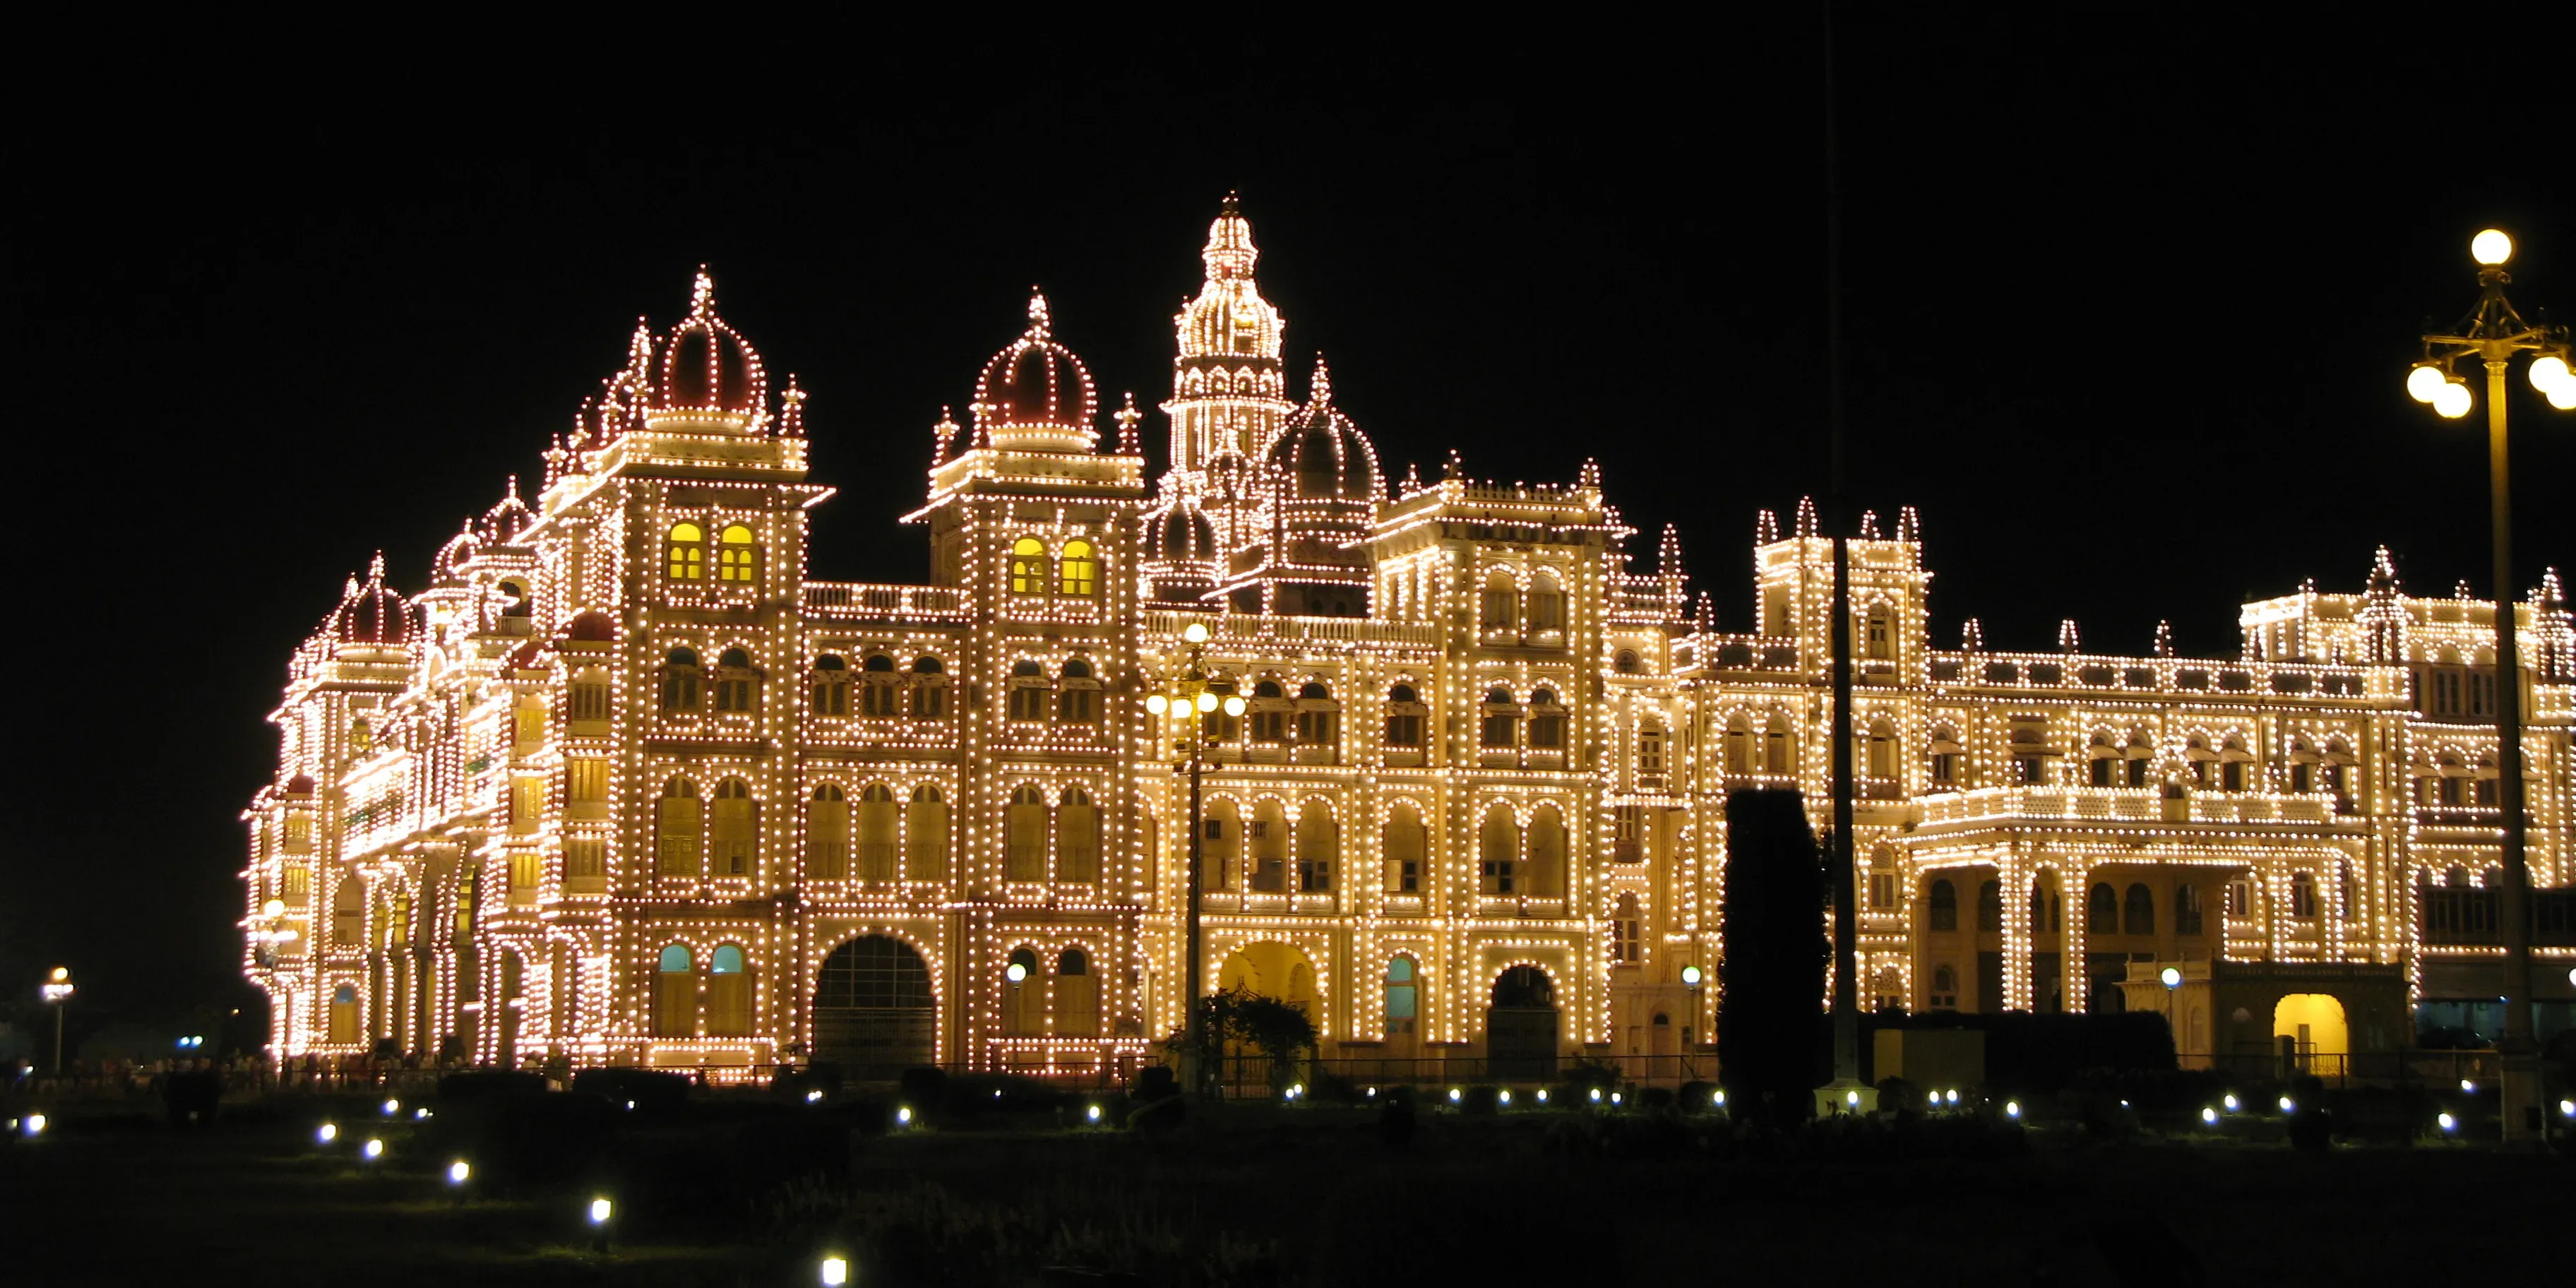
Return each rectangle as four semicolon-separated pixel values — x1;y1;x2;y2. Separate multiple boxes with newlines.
1164;195;1292;551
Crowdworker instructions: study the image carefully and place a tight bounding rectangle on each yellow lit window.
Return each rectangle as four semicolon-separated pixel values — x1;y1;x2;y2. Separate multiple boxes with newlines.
717;524;757;584
1058;540;1097;597
1010;537;1046;595
666;522;705;580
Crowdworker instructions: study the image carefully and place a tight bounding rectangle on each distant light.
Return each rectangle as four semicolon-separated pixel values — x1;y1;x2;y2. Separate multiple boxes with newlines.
317;1122;339;1144
897;1106;913;1125
806;1089;825;1104
382;1098;401;1117
1535;1089;1547;1103
1713;1090;1726;1107
1145;693;1167;715
625;1100;636;1111
1928;1091;1941;1108
2278;1097;2296;1114
2007;1101;2022;1119
1844;1090;1859;1107
590;1198;614;1224
1680;965;1704;987
2224;1093;2240;1112
993;1089;1003;1099
1499;1090;1513;1106
2471;228;2514;266
1181;621;1210;645
2459;1079;2476;1095
1588;1087;1602;1103
2159;967;2182;989
363;1138;385;1159
1611;1092;1622;1105
1087;1104;1102;1122
23;1113;47;1137
1005;962;1028;984
821;1254;850;1286
2201;1107;2218;1125
1448;1087;1462;1103
448;1160;471;1186
415;1108;431;1121
1946;1090;1959;1105
2559;1099;2574;1119
2438;1112;2457;1132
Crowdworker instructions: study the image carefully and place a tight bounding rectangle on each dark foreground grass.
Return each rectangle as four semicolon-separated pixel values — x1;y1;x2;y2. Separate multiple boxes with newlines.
4;1100;2566;1287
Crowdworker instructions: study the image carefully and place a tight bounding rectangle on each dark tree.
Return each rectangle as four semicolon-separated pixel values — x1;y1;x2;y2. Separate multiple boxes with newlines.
1716;788;1828;1122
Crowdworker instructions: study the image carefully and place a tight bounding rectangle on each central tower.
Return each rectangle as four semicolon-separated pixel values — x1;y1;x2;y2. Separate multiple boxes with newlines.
1161;195;1292;556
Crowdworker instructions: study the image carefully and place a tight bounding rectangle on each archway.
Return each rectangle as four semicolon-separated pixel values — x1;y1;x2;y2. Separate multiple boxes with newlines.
1217;941;1320;1017
811;936;936;1077
1488;965;1559;1080
2272;994;2348;1075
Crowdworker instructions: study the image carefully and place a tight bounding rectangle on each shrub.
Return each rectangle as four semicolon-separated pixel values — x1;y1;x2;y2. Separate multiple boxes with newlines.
570;1068;691;1117
1678;1080;1721;1113
897;1066;947;1109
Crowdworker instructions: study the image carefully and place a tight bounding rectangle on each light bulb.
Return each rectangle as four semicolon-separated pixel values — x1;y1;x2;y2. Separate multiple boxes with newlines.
2470;228;2513;266
1145;693;1167;715
2407;364;2448;404
2532;354;2570;393
2434;382;2474;419
1223;696;1246;716
1181;621;1209;644
2551;381;2576;411
1195;691;1217;712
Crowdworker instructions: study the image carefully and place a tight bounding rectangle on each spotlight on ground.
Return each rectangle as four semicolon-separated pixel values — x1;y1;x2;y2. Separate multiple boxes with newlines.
447;1159;472;1186
362;1138;385;1160
316;1122;339;1145
821;1254;850;1285
382;1097;401;1117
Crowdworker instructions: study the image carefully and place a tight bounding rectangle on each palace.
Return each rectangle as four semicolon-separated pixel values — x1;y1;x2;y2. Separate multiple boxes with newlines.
242;201;2576;1080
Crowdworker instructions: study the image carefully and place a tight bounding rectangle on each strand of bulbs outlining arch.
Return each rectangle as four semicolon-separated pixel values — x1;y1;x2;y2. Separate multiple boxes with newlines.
2404;229;2576;417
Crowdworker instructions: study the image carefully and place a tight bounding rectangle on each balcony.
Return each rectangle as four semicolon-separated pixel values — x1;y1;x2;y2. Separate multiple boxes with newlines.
1916;787;2342;830
804;582;967;620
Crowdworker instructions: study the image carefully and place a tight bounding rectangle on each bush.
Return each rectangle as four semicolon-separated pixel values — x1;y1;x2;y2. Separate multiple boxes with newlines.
2287;1107;2335;1153
1376;1093;1416;1150
570;1068;691;1117
1457;1085;1502;1116
1638;1087;1676;1111
897;1066;947;1110
1678;1080;1721;1114
439;1069;549;1101
1129;1065;1177;1104
162;1071;222;1126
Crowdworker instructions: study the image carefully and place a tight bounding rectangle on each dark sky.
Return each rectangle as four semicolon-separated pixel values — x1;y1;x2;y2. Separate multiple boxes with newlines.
6;17;2570;1034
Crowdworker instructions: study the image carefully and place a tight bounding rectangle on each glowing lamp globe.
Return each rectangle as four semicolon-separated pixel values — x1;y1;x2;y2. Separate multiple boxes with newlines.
2550;381;2576;411
2407;364;2447;403
1181;621;1210;645
2471;229;2513;266
2159;967;2183;989
2532;354;2570;393
1680;964;1704;987
2434;382;2474;419
1194;691;1218;712
1145;693;1167;715
263;898;287;917
590;1198;614;1224
1222;696;1247;716
1005;962;1028;984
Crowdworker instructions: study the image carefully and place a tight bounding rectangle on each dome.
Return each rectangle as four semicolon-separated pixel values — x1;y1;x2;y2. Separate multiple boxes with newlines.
431;530;479;584
481;480;534;544
285;773;316;795
650;270;767;429
1145;491;1219;565
328;554;412;646
972;292;1100;452
1267;358;1380;502
567;609;617;642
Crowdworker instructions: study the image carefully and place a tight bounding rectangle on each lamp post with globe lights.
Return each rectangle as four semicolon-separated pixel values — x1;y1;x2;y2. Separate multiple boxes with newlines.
2405;228;2575;1143
40;967;75;1075
1144;620;1245;1097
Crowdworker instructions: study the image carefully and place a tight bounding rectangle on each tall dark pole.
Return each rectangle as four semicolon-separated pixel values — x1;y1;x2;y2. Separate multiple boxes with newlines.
1185;743;1209;1096
1823;0;1861;1095
2483;356;2537;1136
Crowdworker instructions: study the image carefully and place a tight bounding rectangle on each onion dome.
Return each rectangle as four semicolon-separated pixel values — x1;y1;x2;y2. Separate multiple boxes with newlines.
285;773;316;795
328;553;412;646
566;609;617;642
431;529;480;585
648;270;768;433
1145;489;1220;565
972;292;1100;452
481;478;535;544
506;638;546;672
1267;357;1380;502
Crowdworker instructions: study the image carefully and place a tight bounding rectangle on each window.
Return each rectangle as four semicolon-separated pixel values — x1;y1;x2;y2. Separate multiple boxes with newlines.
1928;965;1958;1010
1478;805;1517;895
655;944;696;1037
1613;893;1642;963
1527;572;1563;634
2088;882;2118;934
2090;752;2115;787
707;943;751;1036
1010;537;1047;595
1056;949;1098;1037
1383;956;1418;1038
2175;883;2203;936
716;524;757;584
1059;659;1099;724
1479;572;1515;632
808;655;848;716
1385;684;1425;747
1249;800;1289;891
2028;881;2060;934
1870;869;1896;910
857;785;898;881
570;669;610;723
858;655;901;717
1525;804;1566;899
1928;878;1957;931
2123;883;2154;936
655;779;701;876
660;648;701;712
714;647;757;712
1864;608;1893;660
1296;800;1335;893
1727;717;1755;775
1383;802;1426;894
1976;878;2002;933
710;779;756;876
564;838;605;885
1203;801;1239;892
567;757;607;804
1614;804;1647;863
1766;715;1795;773
1866;720;1896;779
1007;660;1049;722
1294;683;1337;747
1059;787;1099;883
910;657;948;719
2226;878;2250;917
1002;947;1042;1036
809;785;849;880
905;785;948;881
1479;688;1518;748
1058;540;1097;597
1528;695;1566;750
998;785;1045;881
2291;871;2318;919
664;522;704;581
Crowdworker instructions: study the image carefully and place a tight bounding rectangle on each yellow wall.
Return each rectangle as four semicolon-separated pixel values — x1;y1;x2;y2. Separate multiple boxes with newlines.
2273;993;2348;1057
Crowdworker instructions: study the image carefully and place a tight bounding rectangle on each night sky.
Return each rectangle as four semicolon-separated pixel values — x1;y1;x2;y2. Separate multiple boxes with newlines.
6;18;2569;1039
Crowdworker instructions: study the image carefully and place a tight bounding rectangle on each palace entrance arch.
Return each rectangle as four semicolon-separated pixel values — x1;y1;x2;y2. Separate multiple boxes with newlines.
811;936;936;1076
1488;965;1558;1080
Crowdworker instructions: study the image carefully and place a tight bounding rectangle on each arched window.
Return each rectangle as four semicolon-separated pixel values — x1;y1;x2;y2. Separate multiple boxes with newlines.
1527;688;1566;749
716;524;757;585
1525;804;1566;898
569;667;610;724
1867;719;1898;780
859;655;900;717
2027;878;2060;933
2290;871;2318;919
1976;878;2002;933
331;873;365;946
1058;540;1097;597
808;784;849;880
1056;948;1097;1037
328;982;360;1044
655;779;701;876
1203;799;1240;892
1479;570;1516;632
664;522;704;581
1006;786;1048;881
1527;571;1564;635
655;943;696;1037
1929;726;1960;785
1765;712;1796;773
1058;787;1099;883
1009;537;1047;595
1007;660;1049;722
910;656;949;719
1615;648;1642;674
809;655;848;716
2123;883;2154;936
1870;844;1899;910
1002;947;1042;1036
1479;688;1518;748
707;943;751;1036
1295;799;1336;893
1478;804;1519;895
713;647;758;712
1383;955;1418;1038
1864;606;1894;660
857;785;899;881
1612;892;1642;963
1383;683;1425;748
2175;883;2203;936
1928;965;1958;1010
1058;658;1099;724
1383;801;1426;893
1726;715;1755;775
904;785;948;881
660;648;701;712
1928;878;1958;931
1250;799;1289;891
710;778;756;877
1294;682;1337;749
2088;882;2118;934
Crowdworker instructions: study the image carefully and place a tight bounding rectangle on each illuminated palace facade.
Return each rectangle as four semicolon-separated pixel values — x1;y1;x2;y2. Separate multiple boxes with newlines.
241;202;2576;1077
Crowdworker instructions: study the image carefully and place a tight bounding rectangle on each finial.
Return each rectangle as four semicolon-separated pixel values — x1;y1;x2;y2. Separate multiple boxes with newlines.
2369;544;2399;590
1309;354;1332;407
2455;579;2475;600
503;475;520;501
1962;618;1984;652
2541;566;2565;608
1578;458;1602;490
1658;523;1684;578
2154;620;2175;657
1222;189;1241;215
2058;619;2080;653
1695;590;1716;631
932;405;960;465
780;376;807;436
368;551;386;580
1794;496;1818;537
344;574;359;598
1859;510;1883;540
1115;392;1142;454
1026;289;1051;339
1897;506;1919;544
1444;448;1464;480
1404;461;1422;492
689;267;716;317
1757;509;1780;544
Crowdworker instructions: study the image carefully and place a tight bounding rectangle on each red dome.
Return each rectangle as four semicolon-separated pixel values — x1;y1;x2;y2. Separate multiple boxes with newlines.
507;639;545;671
285;773;316;795
567;609;617;642
330;557;412;646
972;292;1099;451
1145;491;1219;564
652;271;767;419
482;481;534;544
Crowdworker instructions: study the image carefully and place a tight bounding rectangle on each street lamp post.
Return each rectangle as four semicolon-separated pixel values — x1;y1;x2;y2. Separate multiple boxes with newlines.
1145;621;1244;1098
40;967;75;1075
2406;228;2575;1144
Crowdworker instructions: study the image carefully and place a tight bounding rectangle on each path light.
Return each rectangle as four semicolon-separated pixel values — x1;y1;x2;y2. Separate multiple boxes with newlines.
2438;1112;2458;1133
2008;1101;2022;1120
382;1098;401;1117
22;1113;47;1138
1448;1087;1462;1104
448;1160;472;1186
2224;1093;2240;1112
1366;1087;1378;1099
1535;1089;1547;1104
415;1108;432;1121
362;1138;385;1159
896;1107;913;1126
1712;1090;1726;1108
2459;1079;2476;1095
316;1122;338;1145
2159;967;2182;989
1844;1090;1860;1109
1005;961;1028;984
806;1089;825;1104
1087;1104;1102;1123
2278;1097;2296;1114
1928;1091;1941;1109
1945;1089;1959;1105
821;1254;850;1286
589;1196;614;1253
1499;1090;1513;1106
625;1100;636;1111
2202;1107;2218;1125
1588;1087;1602;1104
1679;965;1703;987
1611;1092;1622;1105
2558;1099;2573;1118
